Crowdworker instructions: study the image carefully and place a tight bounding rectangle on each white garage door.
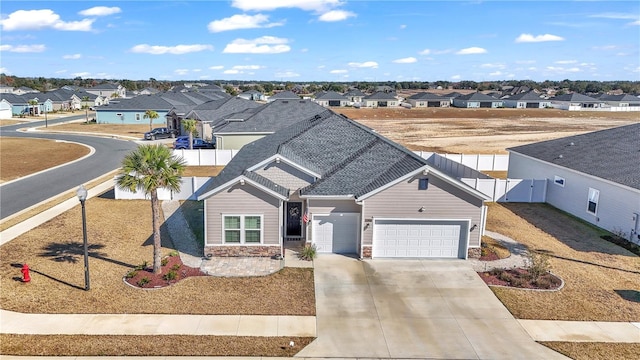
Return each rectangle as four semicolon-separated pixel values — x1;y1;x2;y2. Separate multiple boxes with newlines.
373;220;467;258
313;213;359;254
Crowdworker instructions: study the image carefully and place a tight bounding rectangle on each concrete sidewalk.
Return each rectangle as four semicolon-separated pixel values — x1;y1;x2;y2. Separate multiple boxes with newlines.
519;319;640;343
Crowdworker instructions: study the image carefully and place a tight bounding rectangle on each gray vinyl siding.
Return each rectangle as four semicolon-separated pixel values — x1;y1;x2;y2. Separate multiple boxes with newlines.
255;161;314;191
508;152;640;239
218;134;266;150
205;183;281;245
362;175;484;247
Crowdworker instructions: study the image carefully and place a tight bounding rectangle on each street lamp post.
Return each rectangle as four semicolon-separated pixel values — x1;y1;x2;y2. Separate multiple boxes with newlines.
77;185;90;291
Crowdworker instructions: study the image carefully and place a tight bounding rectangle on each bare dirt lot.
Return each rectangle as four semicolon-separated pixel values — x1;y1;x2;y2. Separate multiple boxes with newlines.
339;108;639;154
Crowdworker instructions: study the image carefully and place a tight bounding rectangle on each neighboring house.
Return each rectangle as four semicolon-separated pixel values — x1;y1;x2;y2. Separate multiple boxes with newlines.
213;99;327;150
96;95;174;124
344;89;365;104
267;91;299;102
135;87;160;95
0;85;14;94
238;90;265;101
507;123;640;244
13;87;38;95
363;92;399;108
314;91;348;107
598;94;640;108
181;97;262;140
452;93;503;108
503;91;551;109
0;94;51;115
550;93;603;110
163;91;231;135
0;99;13;119
197;110;489;259
407;92;451;108
85;83;126;98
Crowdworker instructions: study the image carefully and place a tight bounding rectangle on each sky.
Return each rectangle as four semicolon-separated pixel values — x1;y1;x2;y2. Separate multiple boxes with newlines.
1;0;639;82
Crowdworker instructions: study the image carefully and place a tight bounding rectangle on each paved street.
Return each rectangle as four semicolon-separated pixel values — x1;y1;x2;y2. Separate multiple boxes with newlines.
297;255;569;359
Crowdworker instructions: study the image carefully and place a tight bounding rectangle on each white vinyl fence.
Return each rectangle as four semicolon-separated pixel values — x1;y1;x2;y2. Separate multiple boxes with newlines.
172;149;239;166
115;177;211;200
461;178;547;202
414;152;509;171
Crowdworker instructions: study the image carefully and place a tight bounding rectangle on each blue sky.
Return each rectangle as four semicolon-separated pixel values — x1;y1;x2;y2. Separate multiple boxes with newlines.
1;0;638;82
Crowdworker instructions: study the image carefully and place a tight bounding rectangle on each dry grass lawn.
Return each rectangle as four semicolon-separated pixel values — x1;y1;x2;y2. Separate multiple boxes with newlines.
183;165;224;177
486;203;640;321
47;122;150;139
0;119;27;126
0;334;314;357
482;235;511;259
0;137;90;182
340;108;638;154
0;196;315;315
540;342;640;360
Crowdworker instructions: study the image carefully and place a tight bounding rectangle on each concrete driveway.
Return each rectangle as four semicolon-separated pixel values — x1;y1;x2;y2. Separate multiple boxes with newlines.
297;254;568;359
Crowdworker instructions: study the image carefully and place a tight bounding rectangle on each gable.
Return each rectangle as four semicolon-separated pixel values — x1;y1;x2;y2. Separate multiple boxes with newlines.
254;161;315;193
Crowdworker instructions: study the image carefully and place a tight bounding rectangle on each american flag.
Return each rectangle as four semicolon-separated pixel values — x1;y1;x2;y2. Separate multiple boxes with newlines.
302;208;309;223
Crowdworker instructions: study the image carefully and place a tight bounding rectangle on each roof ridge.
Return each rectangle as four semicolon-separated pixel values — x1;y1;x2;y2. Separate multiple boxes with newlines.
276;109;335;153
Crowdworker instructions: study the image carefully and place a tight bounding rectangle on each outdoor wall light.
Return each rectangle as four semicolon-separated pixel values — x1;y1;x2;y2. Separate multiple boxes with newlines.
418;206;425;212
470;224;478;232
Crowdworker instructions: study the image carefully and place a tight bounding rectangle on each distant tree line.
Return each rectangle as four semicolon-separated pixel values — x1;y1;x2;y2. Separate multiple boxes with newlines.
1;73;639;94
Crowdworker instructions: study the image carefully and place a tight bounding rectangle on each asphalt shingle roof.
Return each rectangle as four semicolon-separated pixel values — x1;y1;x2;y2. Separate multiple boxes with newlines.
508;123;640;190
455;92;500;101
269;91;299;100
506;91;546;101
99;95;174;110
365;92;398;100
408;92;449;101
551;93;601;102
186;97;261;123
315;91;348;100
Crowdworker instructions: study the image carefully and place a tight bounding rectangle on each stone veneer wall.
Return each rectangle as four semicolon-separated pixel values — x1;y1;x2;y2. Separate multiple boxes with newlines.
362;246;372;259
206;246;281;257
467;247;481;259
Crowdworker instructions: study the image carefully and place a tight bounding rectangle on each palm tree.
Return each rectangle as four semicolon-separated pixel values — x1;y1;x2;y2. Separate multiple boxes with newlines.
116;145;186;274
182;119;198;150
143;110;159;132
27;99;39;116
81;96;90;123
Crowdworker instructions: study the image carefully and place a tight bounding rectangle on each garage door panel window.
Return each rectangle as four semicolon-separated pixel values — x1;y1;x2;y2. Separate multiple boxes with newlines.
223;215;263;244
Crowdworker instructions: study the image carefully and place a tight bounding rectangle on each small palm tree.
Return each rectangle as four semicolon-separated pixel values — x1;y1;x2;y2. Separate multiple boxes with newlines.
116;145;186;274
27;99;38;116
143;110;159;132
182;119;198;150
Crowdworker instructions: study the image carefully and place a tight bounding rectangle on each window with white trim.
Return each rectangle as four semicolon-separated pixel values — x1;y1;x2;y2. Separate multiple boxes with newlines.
135;113;141;121
554;176;565;187
223;215;262;244
587;188;599;215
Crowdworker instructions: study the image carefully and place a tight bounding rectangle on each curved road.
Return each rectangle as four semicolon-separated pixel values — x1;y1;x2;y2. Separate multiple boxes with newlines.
0;115;138;219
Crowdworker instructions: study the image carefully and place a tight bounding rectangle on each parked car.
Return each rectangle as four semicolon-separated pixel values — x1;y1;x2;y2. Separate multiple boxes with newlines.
144;127;179;140
172;136;190;148
174;138;216;149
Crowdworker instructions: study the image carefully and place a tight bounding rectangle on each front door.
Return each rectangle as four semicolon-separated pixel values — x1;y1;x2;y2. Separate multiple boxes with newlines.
285;202;303;237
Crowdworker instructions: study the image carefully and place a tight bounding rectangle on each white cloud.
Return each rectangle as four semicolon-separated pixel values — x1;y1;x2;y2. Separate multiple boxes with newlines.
233;65;263;70
630;20;640;26
78;6;121;16
589;13;638;20
480;63;505;69
400;24;406;29
515;33;564;43
223;36;290;54
63;53;82;59
319;10;356;22
330;69;347;74
224;69;241;74
232;0;342;12
592;45;618;51
418;49;431;55
175;69;190;75
0;67;9;74
546;66;581;73
489;71;502;76
393;57;417;64
130;44;213;55
0;44;46;53
55;69;67;74
72;72;91;78
516;60;536;64
274;71;300;78
348;61;378;68
193;69;202;72
451;74;461;80
0;9;94;31
456;47;487;55
209;65;224;70
208;14;283;32
433;49;453;55
555;60;577;64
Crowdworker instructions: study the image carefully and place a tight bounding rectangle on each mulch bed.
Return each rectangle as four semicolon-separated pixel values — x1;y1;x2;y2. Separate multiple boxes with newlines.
600;235;640;256
479;247;500;261
124;254;206;289
478;268;562;290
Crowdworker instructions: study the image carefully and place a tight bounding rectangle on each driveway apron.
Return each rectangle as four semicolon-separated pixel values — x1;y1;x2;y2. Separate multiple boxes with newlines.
297;254;568;359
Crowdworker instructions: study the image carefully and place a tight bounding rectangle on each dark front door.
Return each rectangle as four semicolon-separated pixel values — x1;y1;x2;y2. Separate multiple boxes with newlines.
285;202;303;237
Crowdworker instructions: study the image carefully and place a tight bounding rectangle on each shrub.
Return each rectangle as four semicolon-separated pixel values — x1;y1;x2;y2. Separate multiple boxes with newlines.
135;261;148;270
526;252;551;280
161;257;169;266
533;277;551;289
163;270;178;281
137;277;150;287
171;264;181;271
168;250;179;257
299;244;317;261
511;277;526;288
125;270;138;279
498;271;513;282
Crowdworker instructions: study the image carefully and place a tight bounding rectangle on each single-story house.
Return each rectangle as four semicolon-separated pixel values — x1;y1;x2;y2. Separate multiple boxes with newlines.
0;99;13;119
407;92;451;108
507;123;640;244
96;95;173;124
550;93;603;110
198;110;489;259
363;92;399;108
180;97;261;141
238;90;265;102
598;94;640;108
314;91;348;107
85;83;126;98
452;93;503;108
503;91;551;109
0;94;52;115
344;89;365;104
267;91;299;102
212;99;326;150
